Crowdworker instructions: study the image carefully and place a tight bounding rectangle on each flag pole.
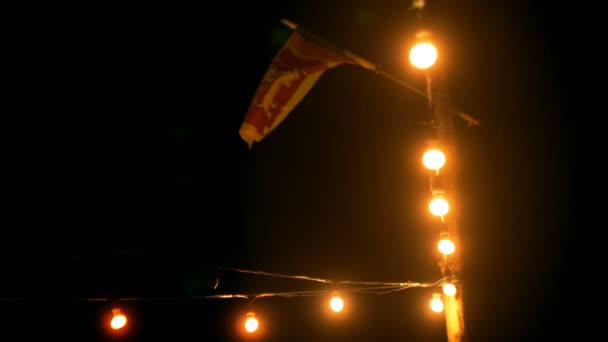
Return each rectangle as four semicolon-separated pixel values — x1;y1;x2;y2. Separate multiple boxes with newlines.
280;18;480;127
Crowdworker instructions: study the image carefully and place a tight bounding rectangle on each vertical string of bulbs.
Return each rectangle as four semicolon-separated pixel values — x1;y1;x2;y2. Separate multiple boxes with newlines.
423;146;458;313
410;0;458;314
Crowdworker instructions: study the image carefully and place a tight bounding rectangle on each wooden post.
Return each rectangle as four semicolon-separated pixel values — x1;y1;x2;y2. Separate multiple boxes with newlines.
433;83;468;342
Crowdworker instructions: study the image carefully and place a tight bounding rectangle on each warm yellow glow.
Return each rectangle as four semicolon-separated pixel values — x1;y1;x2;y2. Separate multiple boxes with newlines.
429;293;444;313
110;313;127;330
422;149;446;170
409;42;438;69
429;197;449;216
329;295;344;313
442;283;457;297
438;238;456;255
244;313;259;333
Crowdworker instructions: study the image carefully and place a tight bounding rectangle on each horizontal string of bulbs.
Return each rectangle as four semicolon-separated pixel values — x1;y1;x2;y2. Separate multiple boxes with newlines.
2;262;458;336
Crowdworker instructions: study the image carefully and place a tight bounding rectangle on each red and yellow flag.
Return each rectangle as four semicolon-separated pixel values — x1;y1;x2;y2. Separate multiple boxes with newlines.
239;31;349;148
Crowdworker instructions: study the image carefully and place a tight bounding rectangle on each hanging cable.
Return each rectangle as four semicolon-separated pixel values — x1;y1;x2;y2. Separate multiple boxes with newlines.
0;266;444;303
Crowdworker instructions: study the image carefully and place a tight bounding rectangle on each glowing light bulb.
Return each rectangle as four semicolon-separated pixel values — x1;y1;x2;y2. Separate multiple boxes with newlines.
429;196;449;217
329;294;344;313
409;34;438;70
244;312;259;333
110;309;127;330
442;283;457;297
422;149;446;171
438;238;456;255
429;293;444;313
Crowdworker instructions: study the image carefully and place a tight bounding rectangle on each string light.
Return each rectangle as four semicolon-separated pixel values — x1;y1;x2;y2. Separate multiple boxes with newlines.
0;268;445;333
429;293;444;313
422;148;446;171
244;312;259;333
429;191;450;217
0;266;446;333
409;30;438;70
329;293;344;313
442;283;457;297
110;308;127;330
437;233;456;256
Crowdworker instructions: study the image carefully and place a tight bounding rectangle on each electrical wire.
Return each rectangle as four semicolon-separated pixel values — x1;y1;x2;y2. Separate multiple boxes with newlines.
221;267;441;287
220;267;333;284
0;266;445;303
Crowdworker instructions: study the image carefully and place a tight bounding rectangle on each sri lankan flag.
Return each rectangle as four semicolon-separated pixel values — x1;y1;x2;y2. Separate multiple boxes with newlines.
239;31;350;148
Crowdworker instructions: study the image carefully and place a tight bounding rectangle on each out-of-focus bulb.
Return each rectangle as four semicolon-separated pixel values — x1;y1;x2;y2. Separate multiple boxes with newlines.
438;238;456;255
429;196;449;217
244;312;259;333
442;283;457;297
429;293;444;313
422;149;446;171
110;309;127;330
409;41;438;69
329;294;344;313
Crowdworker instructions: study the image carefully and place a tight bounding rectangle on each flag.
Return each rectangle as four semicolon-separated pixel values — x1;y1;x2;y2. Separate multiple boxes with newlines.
239;31;350;148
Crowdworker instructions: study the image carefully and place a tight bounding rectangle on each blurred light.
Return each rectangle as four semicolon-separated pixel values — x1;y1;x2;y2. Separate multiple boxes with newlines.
329;294;344;313
244;312;259;333
429;293;444;313
438;238;456;255
409;31;437;70
110;309;127;330
410;43;437;69
442;283;457;297
429;195;449;217
423;149;446;171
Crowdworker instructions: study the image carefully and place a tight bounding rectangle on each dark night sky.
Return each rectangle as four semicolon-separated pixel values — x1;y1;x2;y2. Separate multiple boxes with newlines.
0;0;593;341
